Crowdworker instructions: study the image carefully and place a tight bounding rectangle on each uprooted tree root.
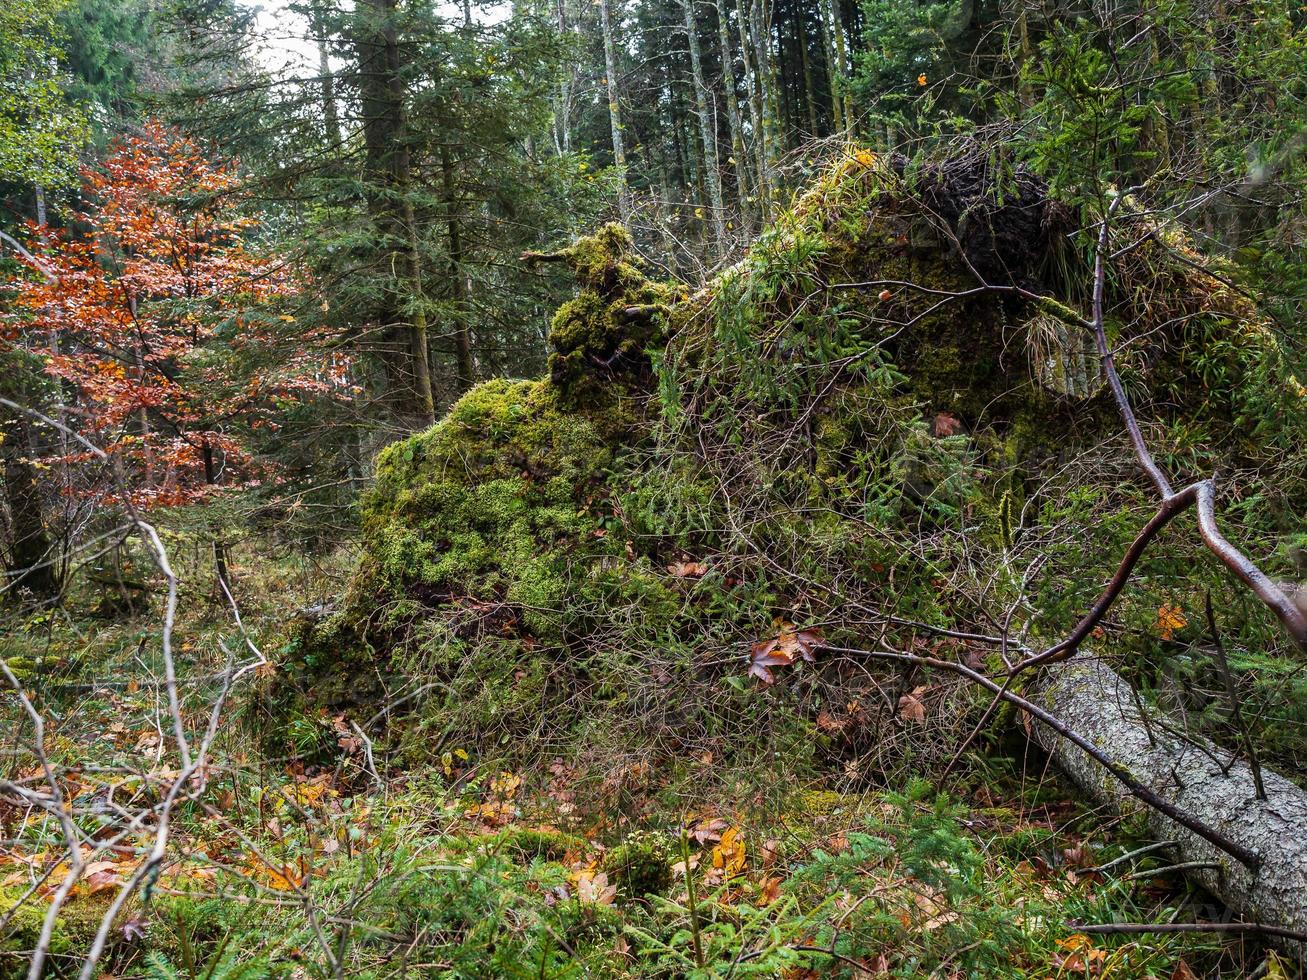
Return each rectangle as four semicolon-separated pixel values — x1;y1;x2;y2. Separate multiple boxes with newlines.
275;148;1307;930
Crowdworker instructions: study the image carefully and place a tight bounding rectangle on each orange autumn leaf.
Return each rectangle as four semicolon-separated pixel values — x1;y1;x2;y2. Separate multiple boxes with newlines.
1156;603;1187;640
711;827;747;877
749;621;823;684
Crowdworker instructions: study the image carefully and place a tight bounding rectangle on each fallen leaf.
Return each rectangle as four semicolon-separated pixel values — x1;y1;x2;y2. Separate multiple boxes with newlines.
120;917;147;941
575;870;616;906
667;560;708;579
757;875;781;906
711;827;747;877
749;622;823;684
1053;933;1106;975
898;691;927;723
687;816;728;845
1156;603;1187;640
932;412;962;437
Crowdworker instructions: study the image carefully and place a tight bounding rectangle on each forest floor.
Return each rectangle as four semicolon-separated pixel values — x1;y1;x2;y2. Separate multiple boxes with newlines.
2;546;1296;978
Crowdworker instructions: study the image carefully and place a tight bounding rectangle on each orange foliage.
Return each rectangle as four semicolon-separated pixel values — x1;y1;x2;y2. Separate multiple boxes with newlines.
6;120;350;508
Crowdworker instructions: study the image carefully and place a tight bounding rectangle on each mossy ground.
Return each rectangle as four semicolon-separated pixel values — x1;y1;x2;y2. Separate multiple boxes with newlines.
0;730;1268;978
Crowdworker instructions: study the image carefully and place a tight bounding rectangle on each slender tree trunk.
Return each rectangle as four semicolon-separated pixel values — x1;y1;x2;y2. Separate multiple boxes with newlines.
554;0;574;155
441;145;475;392
311;2;343;149
750;0;780;177
0;408;59;601
598;0;630;219
355;0;436;426
676;75;710;218
736;0;769;219
827;0;852;131
715;0;753;227
818;0;844;132
797;13;820;136
683;0;728;253
201;440;231;594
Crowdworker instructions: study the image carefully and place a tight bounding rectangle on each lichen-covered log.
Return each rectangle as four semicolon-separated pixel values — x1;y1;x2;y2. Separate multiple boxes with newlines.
1032;655;1307;939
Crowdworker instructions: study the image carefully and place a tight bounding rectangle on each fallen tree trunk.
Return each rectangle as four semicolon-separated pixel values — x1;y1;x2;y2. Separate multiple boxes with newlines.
1032;654;1307;941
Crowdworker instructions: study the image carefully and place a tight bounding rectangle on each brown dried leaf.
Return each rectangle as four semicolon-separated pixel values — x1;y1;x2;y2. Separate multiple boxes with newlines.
932;412;963;437
667;560;708;579
898;692;927;723
576;870;617;906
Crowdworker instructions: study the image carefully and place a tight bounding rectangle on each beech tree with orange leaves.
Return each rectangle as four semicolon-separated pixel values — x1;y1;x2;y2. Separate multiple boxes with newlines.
7;121;349;589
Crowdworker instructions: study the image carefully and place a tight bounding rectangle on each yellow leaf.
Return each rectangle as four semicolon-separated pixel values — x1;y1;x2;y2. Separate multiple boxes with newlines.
1156;603;1187;640
711;827;746;877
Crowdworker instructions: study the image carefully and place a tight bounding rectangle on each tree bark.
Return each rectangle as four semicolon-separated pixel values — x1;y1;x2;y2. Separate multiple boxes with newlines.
201;439;231;595
0;409;59;601
818;0;844;133
825;0;852;132
683;0;728;254
598;0;630;220
796;11;820;137
1031;654;1307;939
441;145;475;392
310;2;343;150
735;0;769;219
355;0;436;427
715;0;753;227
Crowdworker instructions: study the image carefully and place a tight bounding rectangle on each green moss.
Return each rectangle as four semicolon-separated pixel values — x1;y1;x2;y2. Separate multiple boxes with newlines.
0;890;120;977
280;145;1307;783
600;831;674;901
542;225;680;408
486;827;587;863
360;378;628;630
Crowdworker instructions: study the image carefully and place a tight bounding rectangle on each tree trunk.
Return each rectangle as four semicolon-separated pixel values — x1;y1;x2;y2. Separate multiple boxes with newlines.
598;0;630;220
683;0;727;254
201;439;231;595
818;0;844;133
715;0;753;227
0;409;59;601
355;0;436;427
441;145;475;392
749;0;780;171
310;2;343;150
736;0;769;219
796;12;820;137
1032;654;1307;939
826;0;852;132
